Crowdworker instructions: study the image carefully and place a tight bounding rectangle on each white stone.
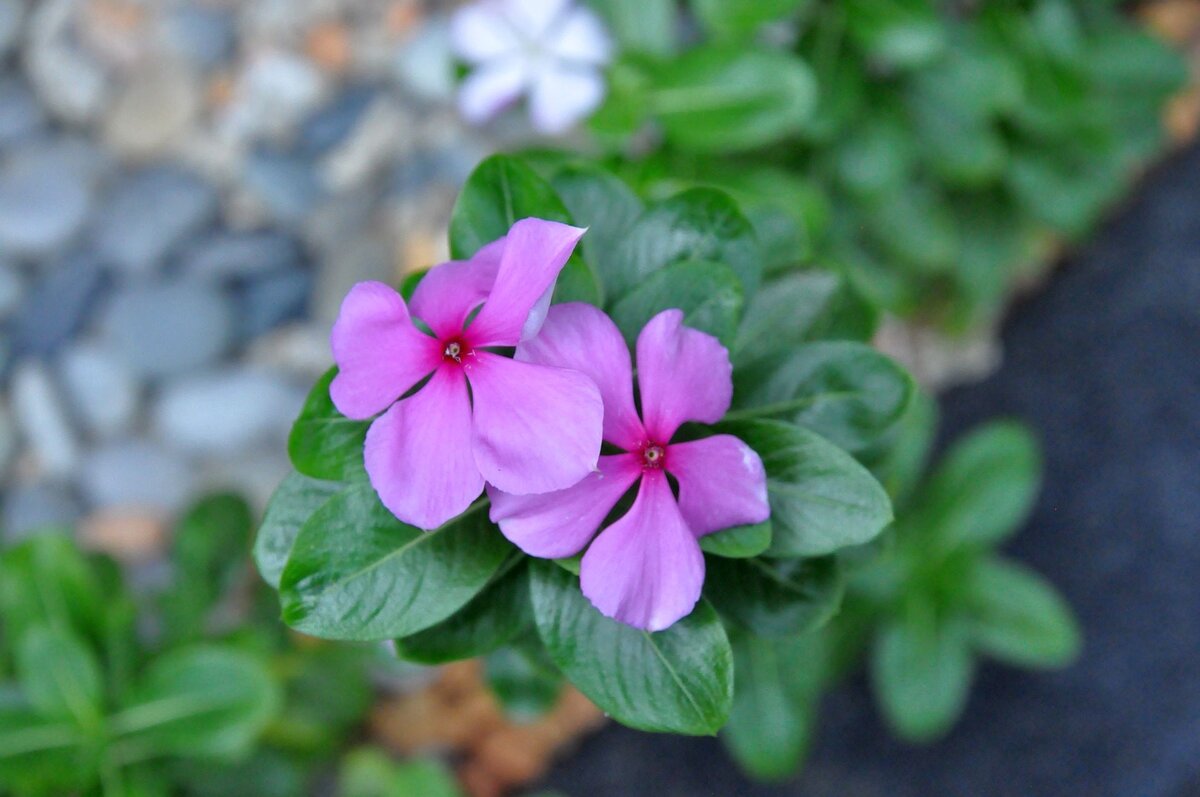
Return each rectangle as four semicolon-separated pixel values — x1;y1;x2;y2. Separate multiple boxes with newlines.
11;360;80;479
103;62;201;160
153;366;305;456
220;51;326;143
24;0;109;124
58;341;140;439
79;441;192;513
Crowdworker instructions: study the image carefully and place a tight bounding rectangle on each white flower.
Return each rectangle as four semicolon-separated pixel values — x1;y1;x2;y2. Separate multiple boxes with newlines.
450;0;613;135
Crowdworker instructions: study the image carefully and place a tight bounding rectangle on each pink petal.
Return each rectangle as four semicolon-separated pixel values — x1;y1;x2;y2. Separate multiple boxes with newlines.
409;237;506;339
529;66;606;135
667;435;770;537
487;453;641;558
364;366;484;530
516;303;645;451
466;218;586;346
467;352;602;494
503;0;571;38
450;2;522;63
636;309;733;442
579;470;705;631
458;57;529;124
329;281;440;420
546;7;612;65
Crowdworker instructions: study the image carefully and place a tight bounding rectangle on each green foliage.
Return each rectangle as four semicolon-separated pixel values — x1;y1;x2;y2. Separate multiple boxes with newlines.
288;368;369;482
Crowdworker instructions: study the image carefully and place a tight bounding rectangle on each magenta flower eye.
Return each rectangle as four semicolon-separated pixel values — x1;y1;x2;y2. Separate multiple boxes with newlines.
327;218;604;531
488;305;771;631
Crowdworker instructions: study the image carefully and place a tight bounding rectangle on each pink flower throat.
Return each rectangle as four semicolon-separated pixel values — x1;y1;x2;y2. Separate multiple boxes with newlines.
641;443;667;470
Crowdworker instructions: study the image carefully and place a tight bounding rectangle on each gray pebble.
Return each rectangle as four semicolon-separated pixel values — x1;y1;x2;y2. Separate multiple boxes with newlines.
242;149;323;224
0;78;47;148
0;262;22;319
100;280;233;378
180;229;304;281
11;360;80;479
0;146;92;257
57;341;139;439
2;483;81;542
236;268;313;341
12;253;107;356
90;166;218;276
153;366;303;456
0;0;24;60
79;440;192;513
160;6;235;70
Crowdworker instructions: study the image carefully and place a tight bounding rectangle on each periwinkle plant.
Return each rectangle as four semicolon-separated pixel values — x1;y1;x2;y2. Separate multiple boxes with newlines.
256;154;1077;764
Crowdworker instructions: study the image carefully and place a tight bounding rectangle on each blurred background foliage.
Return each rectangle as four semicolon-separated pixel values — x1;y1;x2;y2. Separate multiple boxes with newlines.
586;0;1186;329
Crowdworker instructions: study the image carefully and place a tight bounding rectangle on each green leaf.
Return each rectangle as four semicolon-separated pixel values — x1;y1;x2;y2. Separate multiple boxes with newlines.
648;47;817;152
732;342;914;453
610;260;743;348
484;641;564;722
163;492;255;642
699;521;771;559
0;708;95;794
722;632;822;780
394;557;531;664
692;0;810;40
287;367;369;482
964;557;1081;669
114;646;280;759
871;607;974;742
845;0;945;68
339;748;463;797
718;419;893;557
16;627;103;727
863;388;938;506
705;555;843;637
529;561;733;735
280;485;512;641
448;154;573;260
611;188;761;300
0;534;106;645
585;0;676;56
916;420;1041;549
551;164;644;298
734;270;878;367
254;471;342;589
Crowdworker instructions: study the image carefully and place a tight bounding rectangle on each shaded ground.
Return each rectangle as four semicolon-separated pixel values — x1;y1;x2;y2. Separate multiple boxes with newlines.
536;142;1200;797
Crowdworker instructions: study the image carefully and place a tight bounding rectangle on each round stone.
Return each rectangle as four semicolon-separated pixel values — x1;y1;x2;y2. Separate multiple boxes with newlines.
11;360;81;479
12;253;107;357
2;483;82;543
0;149;92;257
57;340;140;439
103;63;201;160
0;78;47;147
101;280;233;378
79;441;192;513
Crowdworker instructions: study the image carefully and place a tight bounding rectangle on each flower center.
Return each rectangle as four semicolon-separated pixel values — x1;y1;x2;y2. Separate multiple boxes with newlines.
642;444;666;470
442;339;465;363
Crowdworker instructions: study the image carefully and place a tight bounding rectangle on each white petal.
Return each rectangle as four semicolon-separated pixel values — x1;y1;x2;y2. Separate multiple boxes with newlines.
547;7;612;66
503;0;571;38
529;66;605;134
458;58;530;124
450;2;522;63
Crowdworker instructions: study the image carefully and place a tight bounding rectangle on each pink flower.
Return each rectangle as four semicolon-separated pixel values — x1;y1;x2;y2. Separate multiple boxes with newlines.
489;305;771;631
330;219;604;531
451;0;612;135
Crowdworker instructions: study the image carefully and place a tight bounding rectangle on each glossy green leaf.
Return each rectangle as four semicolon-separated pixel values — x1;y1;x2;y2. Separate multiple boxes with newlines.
448;154;573;259
699;521;771;559
719;419;893;557
732;342;914;452
916;420;1041;549
965;557;1081;669
871;608;974;742
611;188;761;300
16;627;103;726
845;0;945;68
705;555;843;637
610;259;743;348
734;270;878;367
551;164;644;298
529;561;733;735
394;557;531;664
280;485;512;640
0;534;106;646
114;646;280;759
585;0;676;56
287;367;368;482
254;471;342;589
693;0;811;40
722;632;823;780
863;387;938;506
484;641;564;722
648;47;817;152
